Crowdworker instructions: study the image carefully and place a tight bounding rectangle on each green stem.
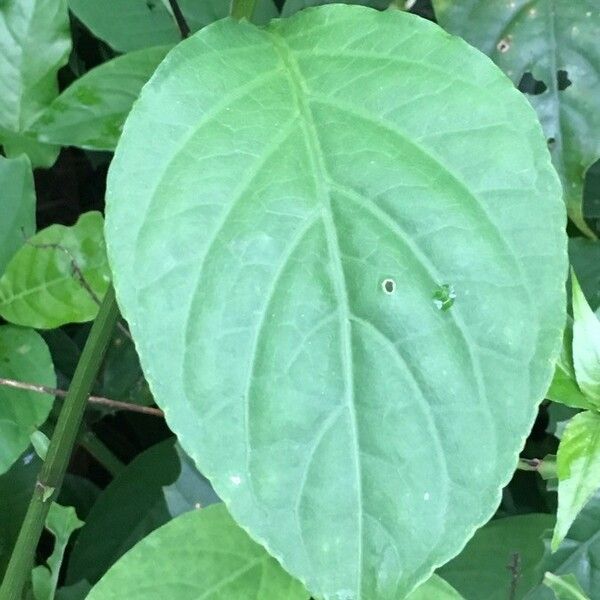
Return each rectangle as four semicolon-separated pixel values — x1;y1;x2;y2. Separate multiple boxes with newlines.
0;286;119;600
80;431;125;478
230;0;257;20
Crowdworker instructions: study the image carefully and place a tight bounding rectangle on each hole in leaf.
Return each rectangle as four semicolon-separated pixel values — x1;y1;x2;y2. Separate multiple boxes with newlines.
557;69;572;91
497;37;511;53
518;72;548;95
547;137;556;148
382;279;396;294
146;0;156;10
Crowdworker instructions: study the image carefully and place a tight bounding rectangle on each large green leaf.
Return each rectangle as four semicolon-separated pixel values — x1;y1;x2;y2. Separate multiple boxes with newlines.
66;439;219;586
571;274;600;403
0;155;36;275
0;211;110;329
281;0;390;17
553;411;600;550
438;514;554;599
0;326;56;474
432;0;600;237
33;46;170;151
105;6;566;598
406;575;464;599
68;0;278;53
0;0;71;167
86;504;308;600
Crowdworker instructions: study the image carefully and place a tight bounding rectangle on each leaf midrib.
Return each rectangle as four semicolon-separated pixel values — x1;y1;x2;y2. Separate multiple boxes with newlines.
268;29;365;598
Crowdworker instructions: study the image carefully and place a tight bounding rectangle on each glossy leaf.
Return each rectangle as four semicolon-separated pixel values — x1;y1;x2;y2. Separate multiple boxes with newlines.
572;274;600;403
67;439;219;586
33;46;170;151
68;0;278;53
87;504;309;600
439;514;554;599
0;155;36;276
0;0;71;167
106;6;566;598
31;504;84;600
0;326;56;474
553;411;600;550
0;450;41;578
432;0;600;237
0;211;110;329
406;575;464;599
543;573;591;600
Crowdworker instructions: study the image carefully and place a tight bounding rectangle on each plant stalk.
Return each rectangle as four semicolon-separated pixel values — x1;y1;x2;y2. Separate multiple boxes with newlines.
230;0;257;20
167;0;190;38
0;286;119;600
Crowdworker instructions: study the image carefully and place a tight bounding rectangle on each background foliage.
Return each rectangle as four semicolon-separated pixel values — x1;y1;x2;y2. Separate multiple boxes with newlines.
0;0;599;599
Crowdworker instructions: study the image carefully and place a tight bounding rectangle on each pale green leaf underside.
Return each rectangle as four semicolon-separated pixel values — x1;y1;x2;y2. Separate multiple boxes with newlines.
432;0;600;236
0;325;55;475
87;504;308;600
406;575;464;599
0;155;36;275
106;6;566;599
0;211;110;329
33;46;170;151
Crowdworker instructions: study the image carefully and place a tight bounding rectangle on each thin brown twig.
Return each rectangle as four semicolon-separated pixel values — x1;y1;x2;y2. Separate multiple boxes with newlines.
0;377;164;417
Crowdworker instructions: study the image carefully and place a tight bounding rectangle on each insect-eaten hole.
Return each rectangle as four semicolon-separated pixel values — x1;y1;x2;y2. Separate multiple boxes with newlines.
557;69;572;91
497;37;511;53
518;72;548;95
382;279;396;294
547;137;556;148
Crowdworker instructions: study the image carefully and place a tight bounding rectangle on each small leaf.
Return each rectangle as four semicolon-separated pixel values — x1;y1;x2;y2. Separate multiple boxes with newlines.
68;0;278;53
543;573;591;600
547;317;595;411
552;411;600;551
86;504;308;600
0;155;36;275
67;439;219;587
439;514;554;600
106;6;566;597
0;0;71;167
406;574;464;599
432;0;600;237
31;503;84;600
33;46;170;151
529;490;600;599
0;326;56;475
571;273;600;403
0;212;110;329
30;430;51;461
